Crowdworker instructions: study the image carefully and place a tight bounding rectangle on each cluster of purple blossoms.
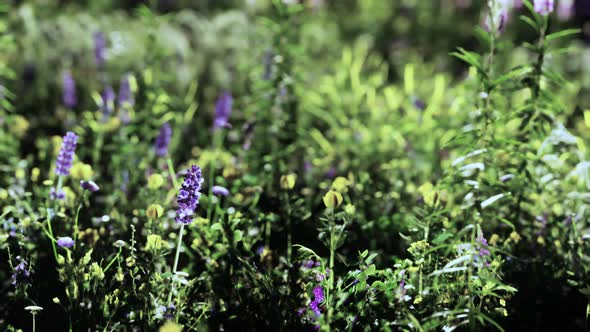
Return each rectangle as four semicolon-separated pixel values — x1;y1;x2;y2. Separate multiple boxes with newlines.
213;91;233;130
62;71;77;108
154;122;172;157
11;256;30;286
476;233;491;257
55;131;78;176
94;31;106;68
175;165;204;225
301;259;321;269
534;0;554;15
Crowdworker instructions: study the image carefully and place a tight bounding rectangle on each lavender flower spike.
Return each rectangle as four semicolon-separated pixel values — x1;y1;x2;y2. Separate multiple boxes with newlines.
154;122;172;157
94;31;106;68
534;0;554;15
62;71;77;108
213;91;233;129
57;236;75;248
55;132;78;176
175;165;204;225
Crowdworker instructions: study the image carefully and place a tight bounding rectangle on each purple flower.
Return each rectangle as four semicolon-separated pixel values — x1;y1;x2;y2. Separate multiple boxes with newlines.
154;122;172;157
212;185;229;196
101;85;115;117
55;131;78;176
534;0;554;15
80;180;100;192
118;74;134;109
213;91;233;130
302;259;315;269
313;286;324;303
62;71;77;108
325;167;336;179
11;256;30;286
175;165;204;225
476;233;491;257
309;300;321;317
94;32;106;68
50;187;65;200
484;6;509;34
557;0;573;20
296;307;306;316
57;236;75;248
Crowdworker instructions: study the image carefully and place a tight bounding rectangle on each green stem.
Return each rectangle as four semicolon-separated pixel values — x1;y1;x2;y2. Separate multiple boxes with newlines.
168;223;185;306
327;212;335;331
104;247;122;273
73;191;86;249
32;313;36;332
206;132;221;222
166;157;179;189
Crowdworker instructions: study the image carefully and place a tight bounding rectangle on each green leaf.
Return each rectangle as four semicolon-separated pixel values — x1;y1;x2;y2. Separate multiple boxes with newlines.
546;29;581;42
365;253;378;264
233;230;243;242
519;15;538;31
371;280;386;290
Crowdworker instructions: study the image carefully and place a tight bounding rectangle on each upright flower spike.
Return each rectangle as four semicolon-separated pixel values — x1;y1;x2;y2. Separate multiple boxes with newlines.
534;0;554;15
213;91;233;130
154;122;172;157
117;74;134;109
101;85;115;117
93;31;106;68
55;132;78;176
62;71;77;108
175;165;204;225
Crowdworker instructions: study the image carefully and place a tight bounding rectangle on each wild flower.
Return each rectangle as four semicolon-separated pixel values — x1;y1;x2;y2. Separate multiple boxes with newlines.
557;0;573;20
154;123;172;157
93;31;106;67
534;0;554;15
212;185;229;196
476;233;491;257
213;91;233;130
55;131;78;176
62;71;76;108
484;1;510;34
50;187;65;200
175;165;204;225
80;180;99;192
11;256;30;285
57;237;75;248
101;85;115;117
117;74;134;108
